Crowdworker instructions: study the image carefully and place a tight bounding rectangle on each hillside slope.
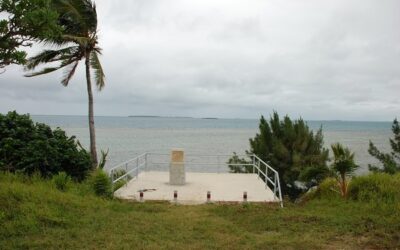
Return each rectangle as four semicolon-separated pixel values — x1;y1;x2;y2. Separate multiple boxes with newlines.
0;173;399;249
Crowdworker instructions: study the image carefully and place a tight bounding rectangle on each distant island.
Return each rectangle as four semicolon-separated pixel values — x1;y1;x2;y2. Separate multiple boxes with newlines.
128;115;194;119
128;115;218;119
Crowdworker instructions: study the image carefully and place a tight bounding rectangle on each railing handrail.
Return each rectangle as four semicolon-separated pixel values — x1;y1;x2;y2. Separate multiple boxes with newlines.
252;154;283;207
109;152;147;172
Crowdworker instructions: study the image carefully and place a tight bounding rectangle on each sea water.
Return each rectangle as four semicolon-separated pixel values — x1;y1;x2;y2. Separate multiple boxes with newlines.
31;115;392;174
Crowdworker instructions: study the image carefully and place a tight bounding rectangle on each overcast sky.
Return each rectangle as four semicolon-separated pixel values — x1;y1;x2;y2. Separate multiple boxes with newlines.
1;0;399;120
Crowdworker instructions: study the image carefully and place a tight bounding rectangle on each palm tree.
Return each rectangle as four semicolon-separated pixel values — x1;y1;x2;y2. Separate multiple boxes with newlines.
331;143;359;197
25;0;104;167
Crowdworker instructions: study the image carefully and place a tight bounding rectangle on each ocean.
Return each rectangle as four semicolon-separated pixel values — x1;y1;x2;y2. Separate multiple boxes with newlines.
31;115;392;174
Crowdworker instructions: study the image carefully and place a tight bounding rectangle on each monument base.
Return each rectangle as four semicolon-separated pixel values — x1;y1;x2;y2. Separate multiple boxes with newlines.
169;162;185;185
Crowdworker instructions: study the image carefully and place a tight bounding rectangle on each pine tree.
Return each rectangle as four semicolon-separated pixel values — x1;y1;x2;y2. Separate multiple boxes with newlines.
229;112;329;199
368;119;400;174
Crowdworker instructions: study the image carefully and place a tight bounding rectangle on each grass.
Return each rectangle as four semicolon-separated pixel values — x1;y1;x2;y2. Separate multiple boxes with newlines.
1;172;400;249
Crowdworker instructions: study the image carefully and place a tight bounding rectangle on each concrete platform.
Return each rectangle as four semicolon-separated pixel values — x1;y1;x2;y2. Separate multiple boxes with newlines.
114;171;277;204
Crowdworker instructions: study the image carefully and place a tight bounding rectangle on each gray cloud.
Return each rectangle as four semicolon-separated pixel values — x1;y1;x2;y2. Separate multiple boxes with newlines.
1;0;399;120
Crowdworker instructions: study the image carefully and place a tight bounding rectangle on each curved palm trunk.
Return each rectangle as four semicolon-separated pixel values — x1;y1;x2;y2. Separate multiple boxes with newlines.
85;54;98;168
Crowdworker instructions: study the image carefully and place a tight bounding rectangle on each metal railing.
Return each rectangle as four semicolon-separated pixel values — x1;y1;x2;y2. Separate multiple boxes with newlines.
109;152;283;207
109;153;147;192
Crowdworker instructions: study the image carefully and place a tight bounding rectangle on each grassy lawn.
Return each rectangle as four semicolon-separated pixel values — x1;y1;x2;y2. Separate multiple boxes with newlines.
1;173;399;249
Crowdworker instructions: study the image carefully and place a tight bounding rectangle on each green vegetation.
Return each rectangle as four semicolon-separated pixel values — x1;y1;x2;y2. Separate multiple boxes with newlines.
330;143;359;197
348;173;400;203
0;172;399;249
0;111;91;180
229;112;329;199
368;118;400;174
52;172;71;191
89;169;112;198
0;0;61;69
25;0;105;167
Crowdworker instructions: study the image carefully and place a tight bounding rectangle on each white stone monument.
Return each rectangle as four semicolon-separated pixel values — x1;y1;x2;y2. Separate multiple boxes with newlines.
169;149;185;185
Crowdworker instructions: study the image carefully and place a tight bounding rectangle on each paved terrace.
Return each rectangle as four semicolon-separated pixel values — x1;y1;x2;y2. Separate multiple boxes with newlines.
111;151;282;205
114;171;277;204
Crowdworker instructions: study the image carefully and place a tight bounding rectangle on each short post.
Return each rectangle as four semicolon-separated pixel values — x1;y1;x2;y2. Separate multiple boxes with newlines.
173;190;178;203
139;191;144;202
207;191;211;203
243;191;248;203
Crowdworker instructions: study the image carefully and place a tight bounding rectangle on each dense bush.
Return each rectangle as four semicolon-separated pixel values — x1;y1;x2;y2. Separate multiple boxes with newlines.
90;169;112;198
0;111;91;180
348;173;400;203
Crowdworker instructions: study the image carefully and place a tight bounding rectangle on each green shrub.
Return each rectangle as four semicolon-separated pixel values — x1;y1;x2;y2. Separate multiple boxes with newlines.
348;173;400;203
52;172;71;191
90;169;112;198
311;177;341;200
0;111;91;181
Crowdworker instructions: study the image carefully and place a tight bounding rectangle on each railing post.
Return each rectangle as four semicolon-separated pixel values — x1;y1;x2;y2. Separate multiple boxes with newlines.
136;157;139;178
217;155;220;173
252;155;255;173
145;153;148;172
273;174;277;200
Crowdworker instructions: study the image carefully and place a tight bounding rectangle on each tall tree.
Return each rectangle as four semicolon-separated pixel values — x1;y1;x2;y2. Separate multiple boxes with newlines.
229;112;330;199
0;0;61;70
330;143;358;198
25;0;104;167
368;119;400;174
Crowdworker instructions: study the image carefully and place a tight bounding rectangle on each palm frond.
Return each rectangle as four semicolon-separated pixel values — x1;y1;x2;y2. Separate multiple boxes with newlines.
62;34;90;46
25;66;65;77
54;0;97;34
90;50;105;90
25;46;78;70
25;57;78;79
61;60;79;86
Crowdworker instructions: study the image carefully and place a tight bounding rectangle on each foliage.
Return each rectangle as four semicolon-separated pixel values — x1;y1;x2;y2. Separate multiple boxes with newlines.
98;148;109;169
25;0;105;167
111;169;132;191
0;171;399;249
0;111;91;180
89;169;111;198
348;173;400;203
227;152;252;173
330;143;359;198
308;177;341;200
52;171;71;191
229;112;329;199
0;0;61;70
368;119;400;174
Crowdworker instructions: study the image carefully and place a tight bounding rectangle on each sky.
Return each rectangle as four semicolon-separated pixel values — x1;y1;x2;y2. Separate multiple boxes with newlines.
1;0;399;120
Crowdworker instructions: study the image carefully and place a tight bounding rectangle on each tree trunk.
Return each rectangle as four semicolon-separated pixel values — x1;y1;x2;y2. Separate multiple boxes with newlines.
340;172;347;197
85;53;98;168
